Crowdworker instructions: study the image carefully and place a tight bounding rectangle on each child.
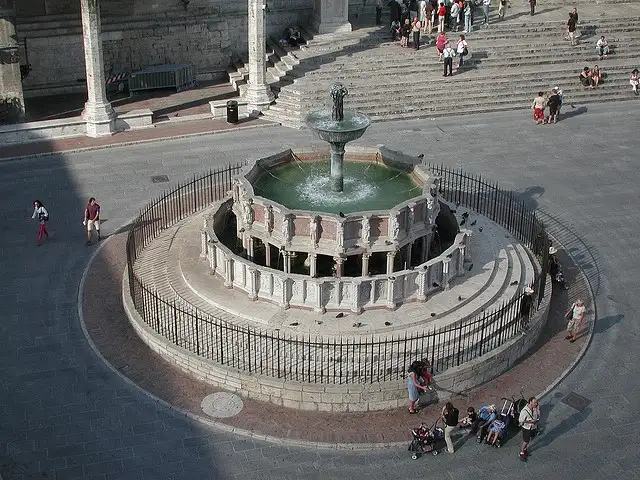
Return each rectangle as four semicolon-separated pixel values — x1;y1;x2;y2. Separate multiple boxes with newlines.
401;18;412;47
460;406;477;427
486;414;508;446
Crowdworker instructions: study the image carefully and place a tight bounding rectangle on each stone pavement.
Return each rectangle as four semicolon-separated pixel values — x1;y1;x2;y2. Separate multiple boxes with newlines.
82;228;586;446
1;101;640;480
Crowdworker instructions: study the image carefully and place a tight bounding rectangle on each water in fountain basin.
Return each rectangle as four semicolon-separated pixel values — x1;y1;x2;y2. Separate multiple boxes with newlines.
252;159;421;214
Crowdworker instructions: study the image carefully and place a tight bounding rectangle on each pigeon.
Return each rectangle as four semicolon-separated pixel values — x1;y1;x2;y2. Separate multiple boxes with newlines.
470;220;477;226
336;312;345;318
460;218;466;226
417;153;424;159
384;321;392;326
479;227;483;232
510;280;519;286
461;212;469;218
458;295;463;301
468;263;474;271
430;312;436;317
316;320;323;325
451;209;457;213
339;211;346;218
385;240;393;246
290;322;299;326
446;253;453;258
353;322;363;328
432;282;440;288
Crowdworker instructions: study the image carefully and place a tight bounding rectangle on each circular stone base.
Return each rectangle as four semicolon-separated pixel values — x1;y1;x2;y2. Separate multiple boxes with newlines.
201;392;244;418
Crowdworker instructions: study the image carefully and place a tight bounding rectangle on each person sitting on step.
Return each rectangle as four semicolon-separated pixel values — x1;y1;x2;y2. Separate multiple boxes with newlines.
590;65;603;87
579;67;594;88
630;69;640;95
596;36;609;59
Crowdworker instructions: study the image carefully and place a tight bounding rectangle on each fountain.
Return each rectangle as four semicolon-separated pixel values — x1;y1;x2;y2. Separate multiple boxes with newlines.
305;83;372;192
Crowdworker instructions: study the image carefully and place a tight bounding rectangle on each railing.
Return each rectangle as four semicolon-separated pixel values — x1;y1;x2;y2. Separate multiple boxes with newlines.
125;163;550;384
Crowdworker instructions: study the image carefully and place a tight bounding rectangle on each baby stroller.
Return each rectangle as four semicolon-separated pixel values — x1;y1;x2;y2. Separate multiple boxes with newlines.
484;413;510;448
500;390;527;431
408;420;445;459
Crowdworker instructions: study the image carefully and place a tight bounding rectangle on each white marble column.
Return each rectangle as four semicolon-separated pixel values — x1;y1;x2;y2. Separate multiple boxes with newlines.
309;253;318;278
0;1;25;123
312;0;352;34
361;253;370;277
247;236;255;261
243;0;274;114
80;0;116;137
334;256;344;277
386;251;396;275
265;242;272;267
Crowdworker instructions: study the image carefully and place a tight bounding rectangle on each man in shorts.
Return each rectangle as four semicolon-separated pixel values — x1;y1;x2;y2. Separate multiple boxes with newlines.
84;197;101;246
519;397;540;461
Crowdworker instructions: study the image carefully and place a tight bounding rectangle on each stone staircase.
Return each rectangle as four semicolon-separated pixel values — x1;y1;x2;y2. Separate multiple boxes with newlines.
227;4;640;127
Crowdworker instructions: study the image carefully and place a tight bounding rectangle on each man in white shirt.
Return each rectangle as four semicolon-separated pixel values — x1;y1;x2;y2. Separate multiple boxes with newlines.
443;41;456;76
596;36;609;59
482;0;491;25
518;397;541;461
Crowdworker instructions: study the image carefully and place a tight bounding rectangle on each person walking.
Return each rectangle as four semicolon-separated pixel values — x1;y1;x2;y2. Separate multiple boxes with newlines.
412;19;422;49
520;286;534;332
84;197;101;246
450;0;460;31
518;397;541;461
407;361;429;413
31;200;49;246
498;0;507;19
456;34;468;69
630;69;640;95
482;0;491;26
528;0;536;15
546;87;561;124
441;402;460;453
376;0;384;24
438;2;447;32
565;298;586;342
531;91;546;124
463;0;472;32
443;41;456;76
567;12;577;46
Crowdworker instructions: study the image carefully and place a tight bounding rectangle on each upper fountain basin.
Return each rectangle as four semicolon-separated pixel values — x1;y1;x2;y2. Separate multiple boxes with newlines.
306;109;372;144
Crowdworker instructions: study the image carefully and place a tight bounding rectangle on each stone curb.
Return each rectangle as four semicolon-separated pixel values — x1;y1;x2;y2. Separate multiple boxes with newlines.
77;220;593;451
0;121;278;163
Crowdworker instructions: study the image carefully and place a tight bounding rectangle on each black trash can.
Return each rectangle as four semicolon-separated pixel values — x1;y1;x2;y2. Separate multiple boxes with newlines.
226;100;239;124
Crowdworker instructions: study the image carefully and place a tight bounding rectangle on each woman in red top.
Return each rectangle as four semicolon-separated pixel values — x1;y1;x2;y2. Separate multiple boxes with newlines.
436;31;448;60
438;2;446;32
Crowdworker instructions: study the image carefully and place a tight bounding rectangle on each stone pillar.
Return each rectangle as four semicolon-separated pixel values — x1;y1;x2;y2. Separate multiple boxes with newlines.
457;245;466;276
200;230;208;258
247;268;258;300
416;269;427;302
224;257;233;288
0;0;24;123
309;253;317;278
361;253;370;277
421;235;429;263
243;0;274;114
247;236;255;261
351;281;361;314
386;251;396;275
386;277;396;310
80;0;116;137
283;252;291;274
207;241;217;273
312;0;352;34
334;256;344;277
464;231;472;262
265;242;272;267
314;282;325;314
442;258;451;290
405;242;413;270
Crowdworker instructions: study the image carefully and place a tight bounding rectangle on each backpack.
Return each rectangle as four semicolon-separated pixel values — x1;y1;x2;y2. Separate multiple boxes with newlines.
451;407;460;425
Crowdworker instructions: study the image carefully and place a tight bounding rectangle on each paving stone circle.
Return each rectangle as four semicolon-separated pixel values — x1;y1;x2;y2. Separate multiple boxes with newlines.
200;392;244;418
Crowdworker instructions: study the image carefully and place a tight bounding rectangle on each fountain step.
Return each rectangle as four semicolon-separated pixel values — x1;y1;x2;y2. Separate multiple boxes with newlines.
131;205;537;341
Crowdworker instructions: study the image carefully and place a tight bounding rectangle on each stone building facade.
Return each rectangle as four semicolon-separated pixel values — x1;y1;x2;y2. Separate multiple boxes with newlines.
15;0;314;97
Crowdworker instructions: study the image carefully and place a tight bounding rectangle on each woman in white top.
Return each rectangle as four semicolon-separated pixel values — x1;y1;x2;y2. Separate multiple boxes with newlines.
630;69;639;95
456;34;468;69
565;298;586;342
31;199;49;246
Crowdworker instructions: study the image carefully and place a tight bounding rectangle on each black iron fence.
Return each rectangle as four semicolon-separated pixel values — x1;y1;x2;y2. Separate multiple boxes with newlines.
125;163;550;384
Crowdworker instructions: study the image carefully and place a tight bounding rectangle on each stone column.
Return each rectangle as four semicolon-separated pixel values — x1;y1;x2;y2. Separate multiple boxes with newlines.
416;269;427;302
405;242;413;270
283;252;291;274
361;253;370;277
457;245;466;276
464;230;472;262
247;268;258;300
243;0;274;114
421;235;429;263
334;256;344;277
351;281;362;314
207;241;217;273
224;256;233;288
265;242;272;267
314;282;325;314
80;0;116;137
200;230;208;258
386;251;396;275
312;0;352;34
442;258;451;290
386;277;396;310
0;0;24;123
309;253;317;278
247;236;255;261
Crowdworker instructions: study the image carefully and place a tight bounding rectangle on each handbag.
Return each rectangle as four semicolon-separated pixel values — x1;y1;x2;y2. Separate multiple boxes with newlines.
463;46;468;55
